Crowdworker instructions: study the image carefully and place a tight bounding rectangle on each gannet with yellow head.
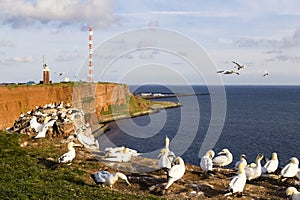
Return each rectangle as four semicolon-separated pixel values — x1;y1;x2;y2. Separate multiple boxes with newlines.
91;171;131;189
58;142;81;164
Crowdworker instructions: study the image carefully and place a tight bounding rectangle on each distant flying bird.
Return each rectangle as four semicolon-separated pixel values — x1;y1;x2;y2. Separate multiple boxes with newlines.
263;72;269;77
232;61;246;70
217;70;240;75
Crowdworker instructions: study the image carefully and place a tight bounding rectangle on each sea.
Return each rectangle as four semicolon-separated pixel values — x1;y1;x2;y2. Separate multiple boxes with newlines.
100;85;300;167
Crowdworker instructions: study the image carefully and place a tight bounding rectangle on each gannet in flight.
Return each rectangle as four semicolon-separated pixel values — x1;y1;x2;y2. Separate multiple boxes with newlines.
200;150;215;174
30;116;56;138
57;142;81;164
232;61;246;70
212;148;233;167
245;153;264;181
225;161;247;197
262;152;279;174
286;187;300;200
217;70;240;75
91;171;131;189
165;157;185;190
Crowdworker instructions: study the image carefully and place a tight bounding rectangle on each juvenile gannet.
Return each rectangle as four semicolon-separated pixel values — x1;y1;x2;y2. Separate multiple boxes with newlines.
235;154;247;170
165;157;186;190
245;153;264;181
286;187;300;200
57;142;81;164
200;150;215;173
281;157;299;178
262;152;279;174
91;171;131;189
212;148;233;167
225;161;247;197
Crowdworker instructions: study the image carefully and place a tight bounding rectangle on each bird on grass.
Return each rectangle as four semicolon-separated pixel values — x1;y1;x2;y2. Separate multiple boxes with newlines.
212;148;233;167
200;150;215;175
286;187;300;200
225;161;247;197
57;142;82;165
165;157;185;190
91;171;131;189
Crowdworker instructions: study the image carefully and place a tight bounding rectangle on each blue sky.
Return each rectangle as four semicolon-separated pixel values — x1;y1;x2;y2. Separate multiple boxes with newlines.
0;0;300;85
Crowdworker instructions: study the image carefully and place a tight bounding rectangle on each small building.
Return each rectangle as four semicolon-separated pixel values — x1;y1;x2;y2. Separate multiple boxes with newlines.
42;62;51;84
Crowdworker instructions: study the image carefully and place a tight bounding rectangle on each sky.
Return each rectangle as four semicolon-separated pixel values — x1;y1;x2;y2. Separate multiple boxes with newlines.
0;0;300;85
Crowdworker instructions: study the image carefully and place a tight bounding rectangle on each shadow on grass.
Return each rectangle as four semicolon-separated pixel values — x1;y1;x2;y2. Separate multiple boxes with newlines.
37;158;59;169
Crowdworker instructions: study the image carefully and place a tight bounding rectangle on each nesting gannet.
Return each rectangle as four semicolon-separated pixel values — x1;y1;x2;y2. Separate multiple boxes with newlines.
225;161;247;197
30;116;56;138
212;148;233;167
235;154;247;170
217;70;240;75
232;61;246;70
200;150;215;173
281;157;299;178
91;171;131;189
57;142;81;164
158;148;173;170
286;187;300;200
262;152;279;174
165;157;185;190
165;135;175;160
245;153;264;181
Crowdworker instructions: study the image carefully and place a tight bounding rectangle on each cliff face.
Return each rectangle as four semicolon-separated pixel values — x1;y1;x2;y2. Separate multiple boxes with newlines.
0;83;132;130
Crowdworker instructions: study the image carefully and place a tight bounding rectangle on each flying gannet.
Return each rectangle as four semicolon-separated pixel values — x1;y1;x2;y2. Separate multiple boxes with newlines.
262;152;279;174
225;161;247;197
200;150;215;174
217;70;240;75
281;157;299;179
57;142;82;164
165;157;185;190
245;153;264;181
212;148;233;167
232;61;246;70
91;171;131;189
286;187;300;200
30;116;56;138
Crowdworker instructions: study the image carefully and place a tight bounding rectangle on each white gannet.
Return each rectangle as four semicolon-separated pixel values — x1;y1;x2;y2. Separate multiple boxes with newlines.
217;70;240;75
235;154;247;170
200;150;215;173
91;171;131;189
158;148;173;170
281;157;299;178
286;187;300;200
262;152;279;174
232;61;246;70
30;116;56;138
245;153;264;181
104;147;132;162
165;135;175;161
212;148;233;167
225;161;247;197
165;157;186;190
57;142;81;164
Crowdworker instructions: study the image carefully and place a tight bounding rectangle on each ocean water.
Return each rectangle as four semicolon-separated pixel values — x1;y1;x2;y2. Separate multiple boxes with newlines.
101;85;300;167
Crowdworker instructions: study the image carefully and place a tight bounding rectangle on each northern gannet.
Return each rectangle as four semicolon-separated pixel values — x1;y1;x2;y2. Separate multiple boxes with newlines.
200;150;215;173
30;116;56;138
158;148;173;170
165;135;175;161
165;157;185;190
286;187;300;200
281;157;299;178
245;153;264;181
212;148;233;167
262;152;279;174
225;161;247;197
57;142;81;164
232;61;246;70
91;171;131;189
235;154;247;170
217;70;240;75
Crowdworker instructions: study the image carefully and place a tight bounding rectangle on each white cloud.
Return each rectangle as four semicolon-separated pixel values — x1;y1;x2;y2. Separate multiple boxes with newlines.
0;39;15;47
0;0;116;29
266;55;300;63
0;56;34;64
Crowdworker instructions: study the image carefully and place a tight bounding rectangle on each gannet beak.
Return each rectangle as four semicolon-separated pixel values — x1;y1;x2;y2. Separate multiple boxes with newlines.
72;143;83;147
218;151;225;155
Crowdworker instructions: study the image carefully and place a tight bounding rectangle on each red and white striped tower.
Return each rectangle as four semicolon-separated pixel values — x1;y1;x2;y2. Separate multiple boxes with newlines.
87;26;94;82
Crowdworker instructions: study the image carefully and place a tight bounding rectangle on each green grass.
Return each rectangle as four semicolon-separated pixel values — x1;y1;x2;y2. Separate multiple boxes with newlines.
0;131;162;200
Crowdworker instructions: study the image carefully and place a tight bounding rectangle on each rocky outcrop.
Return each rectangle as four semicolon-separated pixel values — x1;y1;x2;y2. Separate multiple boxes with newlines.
0;82;133;130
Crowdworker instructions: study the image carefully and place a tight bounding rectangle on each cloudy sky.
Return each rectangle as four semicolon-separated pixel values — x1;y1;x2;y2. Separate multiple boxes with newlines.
0;0;300;85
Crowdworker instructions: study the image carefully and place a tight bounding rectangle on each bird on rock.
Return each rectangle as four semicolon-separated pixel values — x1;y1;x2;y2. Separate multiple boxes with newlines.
245;153;264;181
212;148;233;167
165;157;185;190
262;152;279;174
286;187;300;200
200;150;215;174
281;157;299;179
235;154;247;170
225;161;247;197
91;171;131;189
